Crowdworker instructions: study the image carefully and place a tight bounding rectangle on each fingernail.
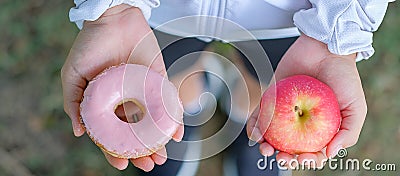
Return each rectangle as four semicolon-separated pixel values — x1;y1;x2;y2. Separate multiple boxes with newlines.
248;139;257;147
260;149;272;157
72;121;84;137
330;145;342;159
73;128;81;136
173;137;182;142
302;157;317;167
250;133;260;142
116;161;129;170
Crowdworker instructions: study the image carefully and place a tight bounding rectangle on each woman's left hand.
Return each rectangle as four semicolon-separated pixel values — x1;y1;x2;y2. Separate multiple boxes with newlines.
247;34;367;168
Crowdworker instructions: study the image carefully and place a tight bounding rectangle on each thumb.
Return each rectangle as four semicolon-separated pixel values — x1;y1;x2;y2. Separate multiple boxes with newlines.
326;99;367;158
61;64;86;137
246;106;265;146
172;124;184;142
247;80;277;146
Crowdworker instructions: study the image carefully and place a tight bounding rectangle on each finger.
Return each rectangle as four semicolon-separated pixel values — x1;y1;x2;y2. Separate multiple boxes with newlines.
130;156;155;172
151;147;167;165
246;116;263;142
259;142;275;156
102;150;129;170
326;101;367;158
315;151;328;168
300;151;327;169
310;57;368;158
172;124;184;142
246;106;264;145
61;64;86;137
276;152;295;168
326;130;349;158
297;153;318;168
298;151;327;169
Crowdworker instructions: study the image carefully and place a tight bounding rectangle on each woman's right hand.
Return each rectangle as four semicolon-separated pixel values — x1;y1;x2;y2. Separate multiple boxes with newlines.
61;4;184;171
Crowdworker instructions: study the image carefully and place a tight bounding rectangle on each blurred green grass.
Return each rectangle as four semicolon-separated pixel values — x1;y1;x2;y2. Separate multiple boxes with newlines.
0;1;135;175
0;1;399;176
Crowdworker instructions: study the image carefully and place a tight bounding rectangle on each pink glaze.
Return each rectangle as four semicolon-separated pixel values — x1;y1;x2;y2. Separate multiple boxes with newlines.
80;64;183;159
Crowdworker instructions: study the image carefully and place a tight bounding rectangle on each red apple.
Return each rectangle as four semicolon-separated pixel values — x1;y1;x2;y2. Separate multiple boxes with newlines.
259;75;341;154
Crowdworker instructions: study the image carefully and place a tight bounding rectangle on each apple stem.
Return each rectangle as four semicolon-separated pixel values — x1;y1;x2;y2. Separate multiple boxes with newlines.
295;106;303;116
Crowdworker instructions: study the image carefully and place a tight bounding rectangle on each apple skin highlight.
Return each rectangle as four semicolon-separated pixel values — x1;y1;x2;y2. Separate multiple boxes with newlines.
259;75;341;154
80;64;183;159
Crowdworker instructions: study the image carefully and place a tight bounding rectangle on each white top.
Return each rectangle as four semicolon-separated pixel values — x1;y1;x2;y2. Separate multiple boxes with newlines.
69;0;394;61
148;0;308;42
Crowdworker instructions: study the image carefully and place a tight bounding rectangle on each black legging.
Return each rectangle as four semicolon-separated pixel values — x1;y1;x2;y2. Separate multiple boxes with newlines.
135;30;298;176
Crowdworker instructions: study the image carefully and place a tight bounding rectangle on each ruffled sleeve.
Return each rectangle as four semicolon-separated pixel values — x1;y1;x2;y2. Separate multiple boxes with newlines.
69;0;160;29
293;0;393;61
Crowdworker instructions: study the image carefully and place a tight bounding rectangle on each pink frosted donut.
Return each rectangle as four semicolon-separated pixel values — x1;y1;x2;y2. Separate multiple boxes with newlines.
80;64;183;159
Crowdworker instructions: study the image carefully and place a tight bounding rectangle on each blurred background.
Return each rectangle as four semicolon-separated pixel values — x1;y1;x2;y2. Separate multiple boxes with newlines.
0;1;399;175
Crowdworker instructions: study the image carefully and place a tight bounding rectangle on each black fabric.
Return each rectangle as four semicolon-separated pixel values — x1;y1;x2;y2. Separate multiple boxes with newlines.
235;37;298;73
227;129;280;175
161;37;208;69
160;36;297;73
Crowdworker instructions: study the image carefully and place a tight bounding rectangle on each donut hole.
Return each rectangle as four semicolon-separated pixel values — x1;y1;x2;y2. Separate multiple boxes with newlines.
114;100;145;123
